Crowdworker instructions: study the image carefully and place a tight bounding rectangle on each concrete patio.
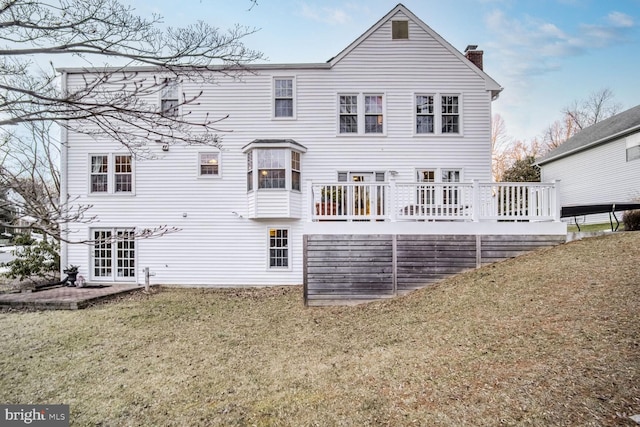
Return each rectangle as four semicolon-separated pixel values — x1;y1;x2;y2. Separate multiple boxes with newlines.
0;284;144;310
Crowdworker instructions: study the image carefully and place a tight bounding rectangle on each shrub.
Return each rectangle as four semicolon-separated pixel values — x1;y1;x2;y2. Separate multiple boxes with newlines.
2;239;60;282
622;209;640;231
11;233;35;246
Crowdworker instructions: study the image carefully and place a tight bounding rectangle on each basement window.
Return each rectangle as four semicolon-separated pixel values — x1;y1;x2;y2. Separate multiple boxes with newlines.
392;21;409;39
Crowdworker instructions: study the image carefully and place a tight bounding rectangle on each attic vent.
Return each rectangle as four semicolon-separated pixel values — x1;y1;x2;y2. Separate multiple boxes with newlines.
392;21;409;39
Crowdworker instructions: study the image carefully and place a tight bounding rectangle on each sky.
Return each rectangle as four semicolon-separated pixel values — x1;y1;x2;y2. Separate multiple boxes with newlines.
119;0;640;142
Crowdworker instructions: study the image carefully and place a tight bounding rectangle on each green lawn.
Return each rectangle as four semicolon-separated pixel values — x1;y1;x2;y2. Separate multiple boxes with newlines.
1;232;639;426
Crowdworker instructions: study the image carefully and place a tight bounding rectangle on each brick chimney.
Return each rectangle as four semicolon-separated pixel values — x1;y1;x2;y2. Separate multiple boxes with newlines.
464;45;483;70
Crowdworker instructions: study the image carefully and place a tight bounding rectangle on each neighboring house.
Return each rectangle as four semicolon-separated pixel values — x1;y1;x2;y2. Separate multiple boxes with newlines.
60;4;565;301
537;104;640;225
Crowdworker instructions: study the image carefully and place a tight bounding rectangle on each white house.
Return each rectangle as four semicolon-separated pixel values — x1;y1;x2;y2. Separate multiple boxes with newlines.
537;104;640;226
60;4;566;302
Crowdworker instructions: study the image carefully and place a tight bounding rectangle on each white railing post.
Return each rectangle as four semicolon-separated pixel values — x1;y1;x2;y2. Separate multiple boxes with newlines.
552;179;561;222
472;180;480;222
307;181;314;222
389;180;397;222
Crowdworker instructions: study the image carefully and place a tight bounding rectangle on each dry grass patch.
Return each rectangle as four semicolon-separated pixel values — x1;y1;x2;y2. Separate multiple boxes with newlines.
0;233;639;426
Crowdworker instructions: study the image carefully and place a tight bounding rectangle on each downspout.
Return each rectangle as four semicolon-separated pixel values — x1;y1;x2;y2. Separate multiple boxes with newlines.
59;71;69;276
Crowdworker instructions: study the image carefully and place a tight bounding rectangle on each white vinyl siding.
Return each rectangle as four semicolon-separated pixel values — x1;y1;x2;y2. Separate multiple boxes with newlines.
62;7;496;286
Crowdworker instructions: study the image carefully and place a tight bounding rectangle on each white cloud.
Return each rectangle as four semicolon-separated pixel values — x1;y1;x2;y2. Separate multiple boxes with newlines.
484;8;635;80
299;3;351;26
607;11;634;28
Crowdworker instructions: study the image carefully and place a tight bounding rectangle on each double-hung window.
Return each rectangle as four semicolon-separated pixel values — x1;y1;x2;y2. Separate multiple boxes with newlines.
415;94;462;135
268;228;289;268
258;149;286;189
90;154;133;194
274;78;294;118
416;95;435;134
339;95;358;133
161;79;179;117
90;155;109;193
441;95;460;133
338;93;385;135
199;152;220;177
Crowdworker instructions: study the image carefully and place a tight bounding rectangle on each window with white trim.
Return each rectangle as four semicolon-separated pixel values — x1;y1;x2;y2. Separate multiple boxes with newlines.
274;78;294;118
416;168;462;206
268;228;289;268
339;95;358;133
89;154;133;194
90;155;108;193
114;155;132;192
291;151;301;191
338;93;385;135
247;151;253;191
246;147;303;192
258;149;286;189
441;95;460;133
199;152;220;177
442;169;461;204
416;95;434;134
161;79;179;117
417;169;435;204
92;228;136;281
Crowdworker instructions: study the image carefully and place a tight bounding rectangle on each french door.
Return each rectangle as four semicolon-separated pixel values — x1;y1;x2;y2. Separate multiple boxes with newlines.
92;228;136;281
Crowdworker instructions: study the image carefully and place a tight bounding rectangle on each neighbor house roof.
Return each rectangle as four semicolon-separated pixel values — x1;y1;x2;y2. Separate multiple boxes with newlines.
536;104;640;166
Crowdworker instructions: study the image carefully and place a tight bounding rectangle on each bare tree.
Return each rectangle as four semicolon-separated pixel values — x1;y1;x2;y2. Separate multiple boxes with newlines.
0;0;264;152
491;113;512;182
0;0;262;249
542;88;623;152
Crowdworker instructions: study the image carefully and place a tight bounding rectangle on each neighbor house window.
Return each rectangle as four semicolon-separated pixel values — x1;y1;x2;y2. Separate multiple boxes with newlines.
392;20;409;39
199;153;220;176
339;93;385;135
258;149;286;189
365;95;383;133
416;95;434;134
90;154;133;194
268;228;289;268
442;95;460;133
161;79;179;117
339;95;358;133
628;145;640;162
274;78;294;118
92;228;135;280
114;155;132;192
90;155;108;193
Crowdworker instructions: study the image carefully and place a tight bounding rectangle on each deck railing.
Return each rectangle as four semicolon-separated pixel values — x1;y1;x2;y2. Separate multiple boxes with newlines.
309;180;559;222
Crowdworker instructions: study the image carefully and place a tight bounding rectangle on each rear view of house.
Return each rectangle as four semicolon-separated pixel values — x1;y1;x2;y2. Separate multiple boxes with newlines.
60;4;566;301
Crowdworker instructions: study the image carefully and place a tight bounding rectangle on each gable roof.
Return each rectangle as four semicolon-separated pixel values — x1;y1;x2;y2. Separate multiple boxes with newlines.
536;104;640;166
328;3;503;99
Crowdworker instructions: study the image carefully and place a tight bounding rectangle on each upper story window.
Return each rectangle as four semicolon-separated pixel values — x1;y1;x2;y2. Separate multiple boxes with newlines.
90;155;108;193
160;79;179;117
243;140;307;192
338;93;385;135
339;95;358;133
114;155;133;192
415;94;462;136
199;152;220;177
90;154;133;194
392;20;409;39
441;95;460;134
416;95;434;134
274;77;295;118
626;134;640;162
